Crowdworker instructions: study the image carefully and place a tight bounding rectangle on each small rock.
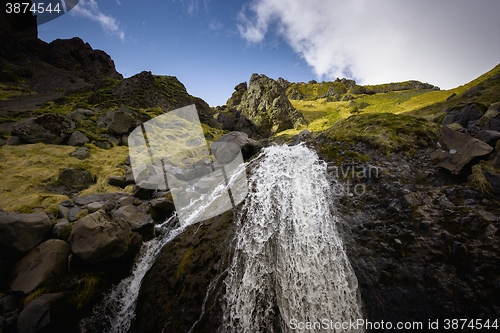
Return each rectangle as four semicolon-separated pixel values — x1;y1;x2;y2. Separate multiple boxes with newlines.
58;205;69;219
67;130;89;146
68;206;80;222
118;196;135;206
108;175;128;188
86;202;104;213
438;195;455;208
474;130;500;147
94;139;113;150
12;113;75;144
112;205;154;239
53;219;72;241
70;147;90;160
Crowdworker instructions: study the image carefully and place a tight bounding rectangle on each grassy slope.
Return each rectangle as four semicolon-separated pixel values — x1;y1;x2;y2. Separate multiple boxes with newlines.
277;64;500;150
0;75;225;213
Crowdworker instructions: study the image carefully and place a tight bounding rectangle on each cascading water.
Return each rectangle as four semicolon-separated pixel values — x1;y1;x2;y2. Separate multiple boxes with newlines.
222;144;364;333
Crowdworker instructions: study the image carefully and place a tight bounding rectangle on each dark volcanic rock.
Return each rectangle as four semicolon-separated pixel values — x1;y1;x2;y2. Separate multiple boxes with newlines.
46;37;122;80
480;103;500;132
67;130;89;146
12;114;75;144
211;131;262;161
17;293;75;333
0;211;52;254
442;103;485;127
112;205;154;240
58;167;95;188
133;211;235;333
474;130;500;147
69;210;132;264
9;239;70;294
431;125;493;174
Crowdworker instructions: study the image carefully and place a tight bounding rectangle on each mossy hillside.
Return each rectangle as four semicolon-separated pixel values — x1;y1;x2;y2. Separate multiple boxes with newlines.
0;143;130;213
287;81;348;100
280;64;500;135
0;83;34;100
321;113;440;156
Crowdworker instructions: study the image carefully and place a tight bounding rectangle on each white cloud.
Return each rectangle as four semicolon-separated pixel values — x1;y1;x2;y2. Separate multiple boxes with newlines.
176;0;210;15
238;0;500;88
71;0;125;41
209;19;223;31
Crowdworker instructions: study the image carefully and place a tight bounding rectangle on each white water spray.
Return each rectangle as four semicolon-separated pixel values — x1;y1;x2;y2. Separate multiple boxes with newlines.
222;144;364;333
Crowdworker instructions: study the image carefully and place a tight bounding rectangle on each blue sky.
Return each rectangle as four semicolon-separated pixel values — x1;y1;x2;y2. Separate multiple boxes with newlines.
38;0;500;106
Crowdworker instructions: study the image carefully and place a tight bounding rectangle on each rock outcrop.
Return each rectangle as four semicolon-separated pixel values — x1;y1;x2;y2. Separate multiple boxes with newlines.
46;37;123;80
224;74;306;137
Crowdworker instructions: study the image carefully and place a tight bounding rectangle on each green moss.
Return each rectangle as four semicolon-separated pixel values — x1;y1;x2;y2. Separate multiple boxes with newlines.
470;162;495;196
176;247;194;278
322;113;440;155
23;286;52;306
69;273;105;310
75;209;89;220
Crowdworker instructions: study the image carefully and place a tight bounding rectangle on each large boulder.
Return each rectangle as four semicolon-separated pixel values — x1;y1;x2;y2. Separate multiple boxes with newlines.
474;130;500;147
17;293;73;333
11;114;75;144
105;108;145;136
211;131;262;161
233;74;306;137
442;103;485;127
431;125;493;174
479;103;500;132
0;211;52;254
9;240;70;294
69;210;132;264
112;205;154;239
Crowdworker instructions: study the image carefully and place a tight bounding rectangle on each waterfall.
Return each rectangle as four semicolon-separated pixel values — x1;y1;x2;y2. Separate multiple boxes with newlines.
222;144;364;333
